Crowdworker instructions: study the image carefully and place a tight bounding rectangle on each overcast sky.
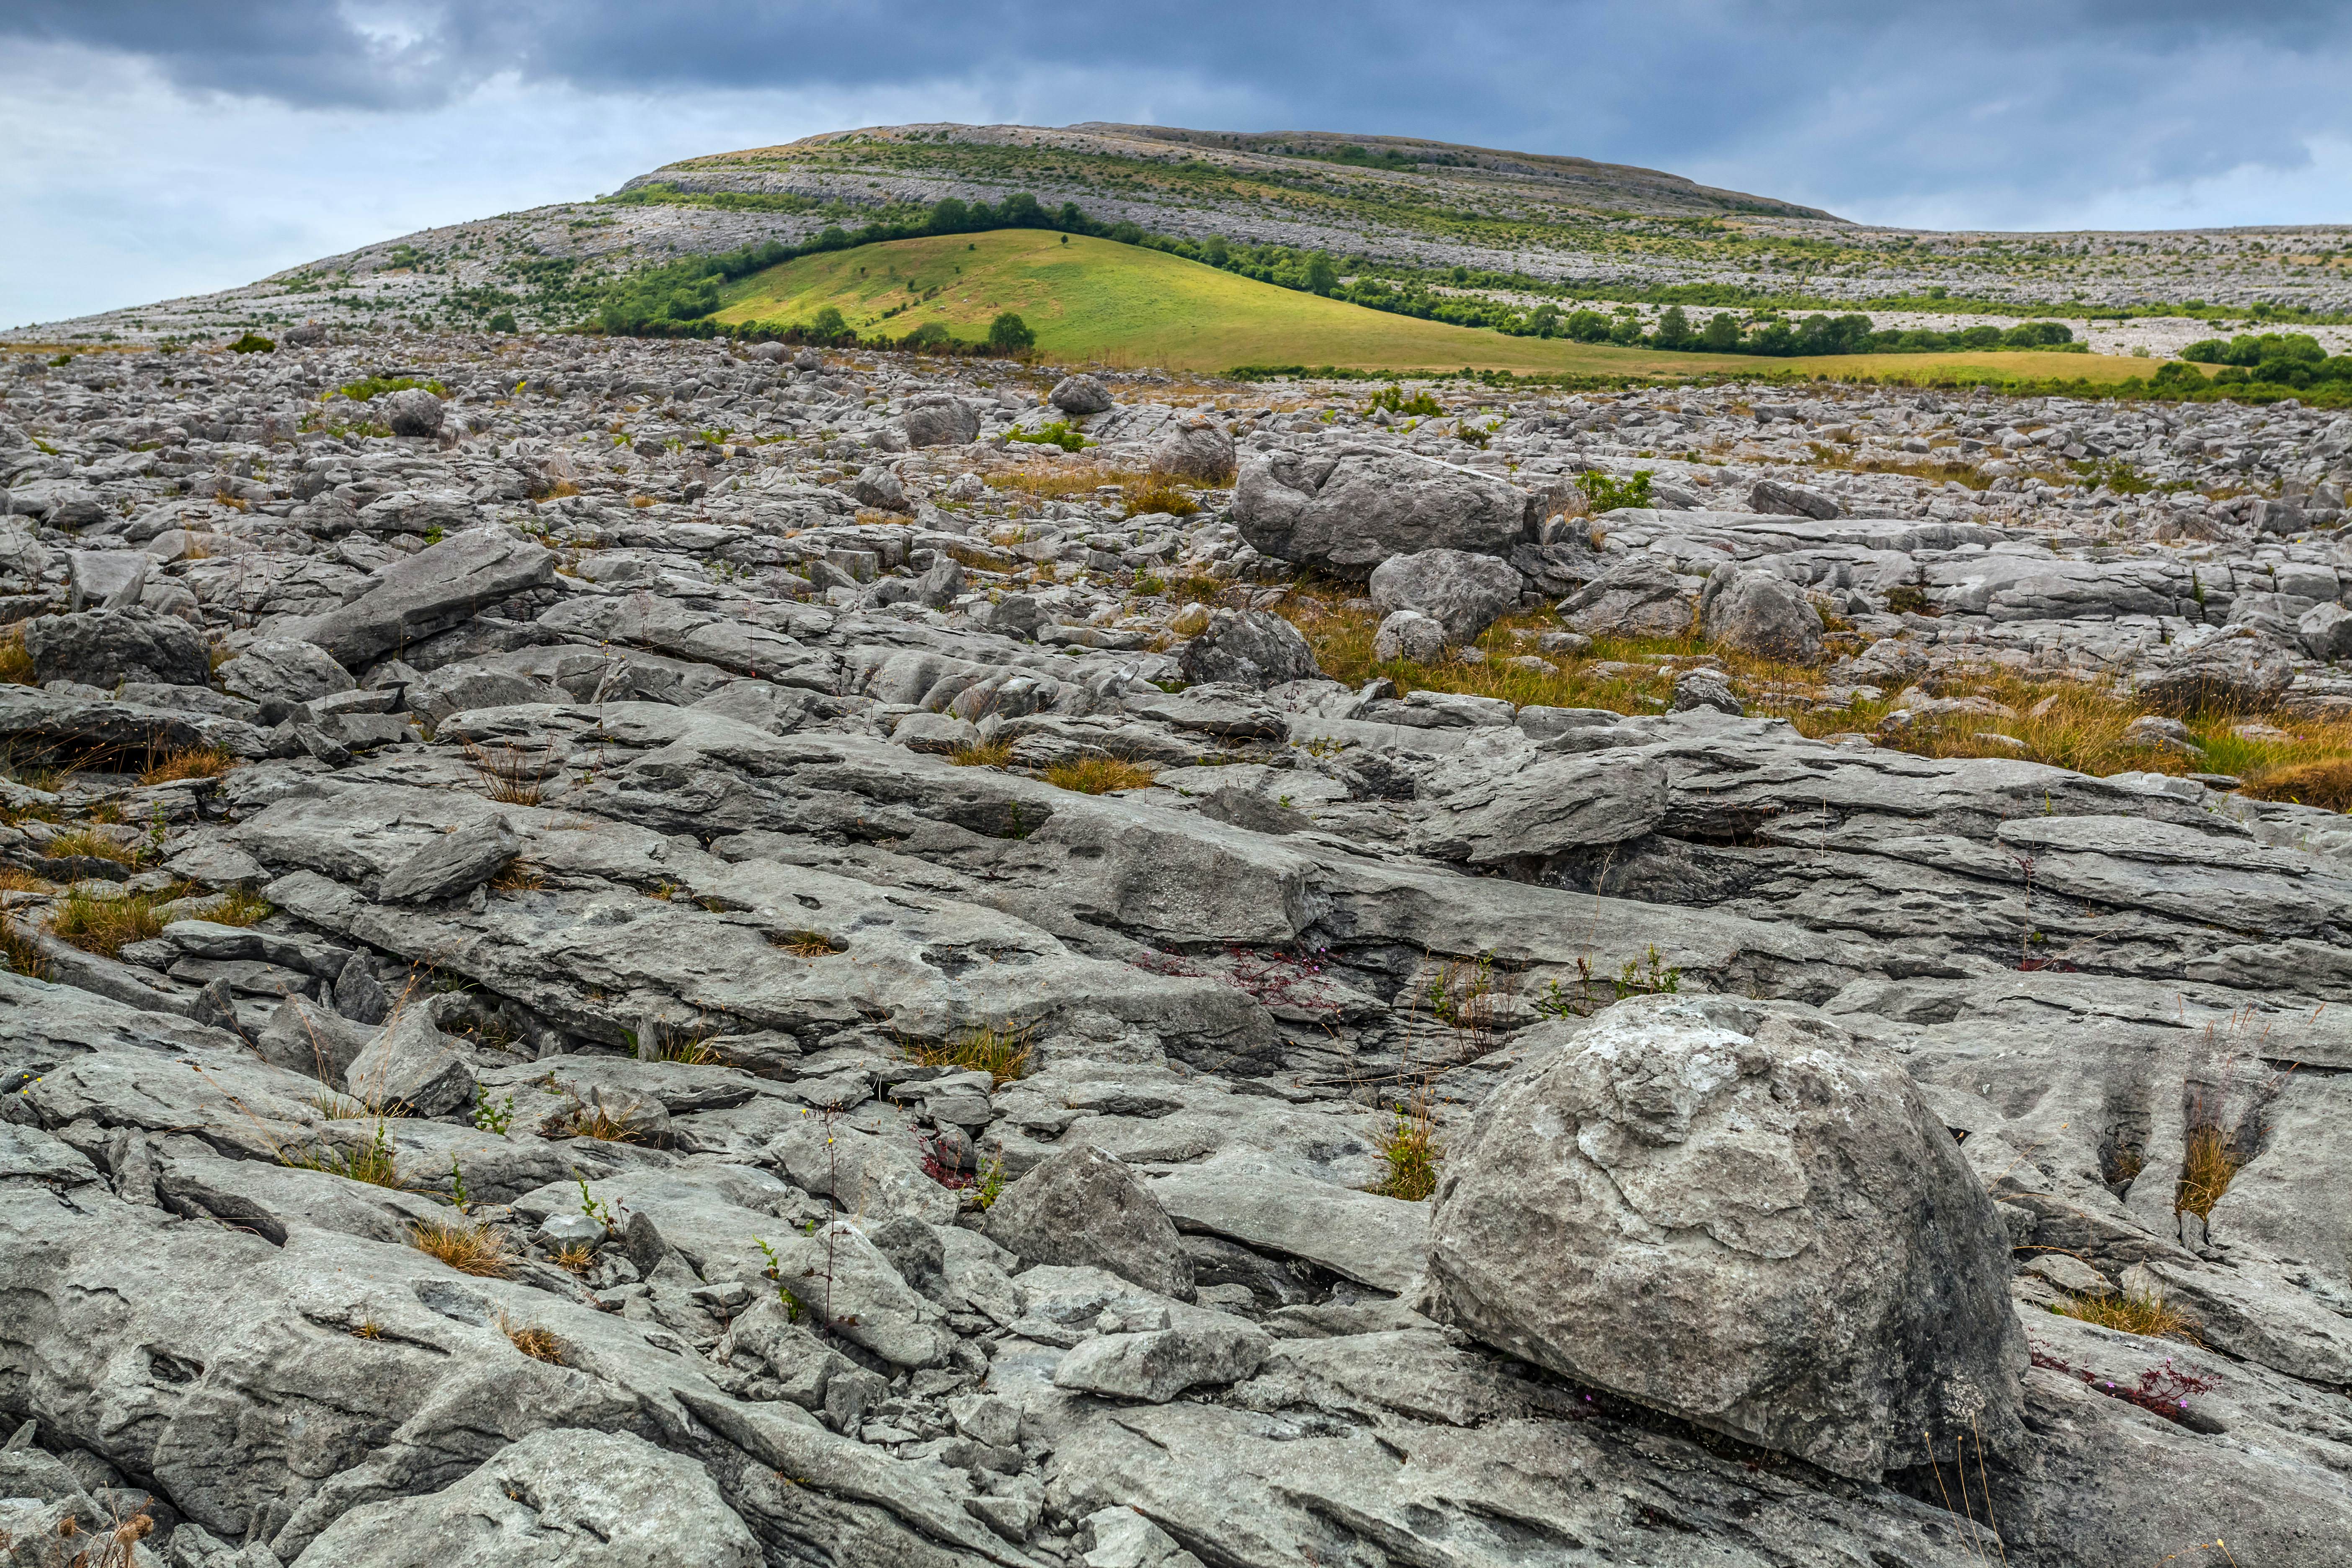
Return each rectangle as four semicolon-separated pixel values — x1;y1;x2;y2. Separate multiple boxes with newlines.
8;1;2352;325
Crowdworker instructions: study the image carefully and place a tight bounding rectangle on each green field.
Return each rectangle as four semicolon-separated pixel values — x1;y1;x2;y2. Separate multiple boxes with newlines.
715;230;2171;384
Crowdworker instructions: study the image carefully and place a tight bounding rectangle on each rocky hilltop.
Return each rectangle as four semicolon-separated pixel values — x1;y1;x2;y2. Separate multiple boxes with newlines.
15;120;2352;349
3;328;2351;1566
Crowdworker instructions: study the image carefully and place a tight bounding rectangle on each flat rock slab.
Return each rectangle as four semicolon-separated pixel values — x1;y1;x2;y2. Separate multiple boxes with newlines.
1149;1157;1427;1293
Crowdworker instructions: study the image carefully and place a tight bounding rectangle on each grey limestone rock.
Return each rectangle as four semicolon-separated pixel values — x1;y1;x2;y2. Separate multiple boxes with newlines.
294;528;554;667
985;1143;1194;1299
1050;374;1115;415
374;813;519;903
900;396;980;448
287;1427;759;1567
1700;561;1825;663
342;1007;477;1117
1426;993;2027;1481
1175;608;1320;691
1234;449;1531;572
1555;556;1696;638
23;606;210;687
1151;418;1235;483
1749;477;1844;518
1368;547;1523;642
1052;1318;1272;1403
380;387;444;438
219;638;356;709
1370;608;1447;663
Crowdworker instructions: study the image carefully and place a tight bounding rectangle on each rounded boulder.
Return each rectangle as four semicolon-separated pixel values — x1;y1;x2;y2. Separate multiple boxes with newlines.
1426;993;2027;1481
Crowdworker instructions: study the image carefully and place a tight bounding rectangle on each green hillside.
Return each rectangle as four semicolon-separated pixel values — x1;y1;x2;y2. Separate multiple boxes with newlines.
714;230;2168;384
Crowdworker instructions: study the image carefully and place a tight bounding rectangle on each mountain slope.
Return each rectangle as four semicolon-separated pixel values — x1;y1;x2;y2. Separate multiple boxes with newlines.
10;119;2352;348
712;227;2153;382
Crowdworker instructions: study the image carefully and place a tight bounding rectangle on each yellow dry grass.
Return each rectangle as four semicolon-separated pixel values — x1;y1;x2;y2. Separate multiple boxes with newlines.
407;1217;512;1277
906;1022;1035;1087
1274;587;2352;789
1042;757;1157;794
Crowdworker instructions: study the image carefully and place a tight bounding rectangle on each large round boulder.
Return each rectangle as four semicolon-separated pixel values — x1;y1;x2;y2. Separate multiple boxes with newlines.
901;396;981;448
1369;548;1524;643
382;388;445;438
1234;450;1532;575
1049;374;1115;416
1426;994;2027;1481
1152;418;1237;484
1700;563;1824;663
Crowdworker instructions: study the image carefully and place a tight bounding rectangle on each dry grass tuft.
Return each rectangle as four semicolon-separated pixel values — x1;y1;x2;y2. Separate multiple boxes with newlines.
488;860;547;893
408;1217;512;1277
500;1313;565;1363
1123;474;1203;517
560;1102;641;1143
42;828;140;865
2241;756;2352;812
196;887;272;927
948;738;1015;768
907;1021;1035;1087
985;462;1141;501
1043;756;1156;794
2174;1124;2246;1220
1370;1100;1441;1201
0;867;52;894
770;928;846;957
2;908;50;979
351;1318;383;1339
462;743;547;806
0;627;33;686
138;746;237;785
2055;1289;2199;1341
553;1241;596;1275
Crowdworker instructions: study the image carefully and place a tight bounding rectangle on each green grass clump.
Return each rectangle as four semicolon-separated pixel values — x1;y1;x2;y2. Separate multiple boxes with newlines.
337;375;448;401
907;1023;1035;1086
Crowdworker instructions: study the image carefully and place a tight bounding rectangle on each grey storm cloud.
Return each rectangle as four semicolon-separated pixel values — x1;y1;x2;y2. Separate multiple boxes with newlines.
7;1;2352;222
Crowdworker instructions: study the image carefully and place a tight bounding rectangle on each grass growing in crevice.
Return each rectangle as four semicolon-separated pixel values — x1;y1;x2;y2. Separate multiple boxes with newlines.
2053;1289;2199;1342
408;1217;512;1277
500;1313;564;1363
41;828;141;866
1369;1099;1441;1201
948;738;1015;768
1123;474;1205;517
1;908;50;979
770;928;846;957
195;887;272;926
2174;1125;2248;1221
907;1022;1035;1087
0;627;33;686
49;882;199;958
1042;756;1156;794
463;742;548;806
289;1119;403;1188
137;746;237;784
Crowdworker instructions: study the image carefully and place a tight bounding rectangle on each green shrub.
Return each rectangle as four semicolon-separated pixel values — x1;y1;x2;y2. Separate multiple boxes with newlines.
228;333;275;354
988;312;1037;353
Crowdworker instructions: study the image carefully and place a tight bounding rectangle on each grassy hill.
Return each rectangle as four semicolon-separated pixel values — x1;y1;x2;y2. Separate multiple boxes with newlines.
713;230;2166;384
